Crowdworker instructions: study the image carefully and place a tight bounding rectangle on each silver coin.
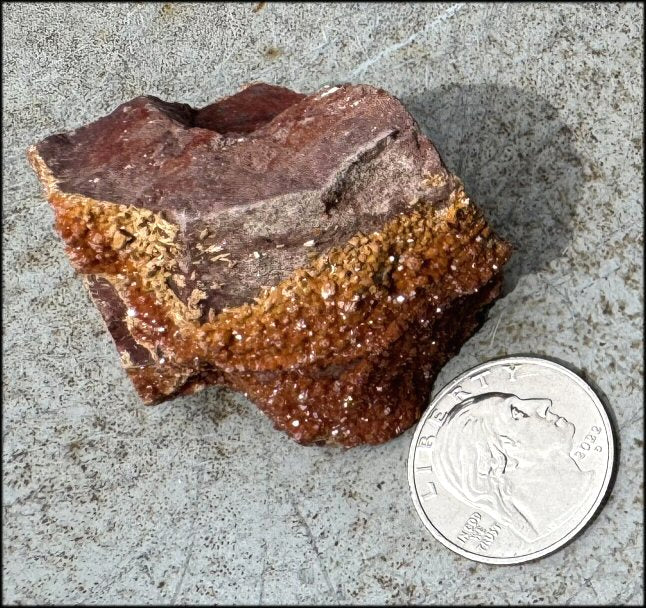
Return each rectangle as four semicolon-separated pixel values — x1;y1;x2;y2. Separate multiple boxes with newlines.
407;356;615;565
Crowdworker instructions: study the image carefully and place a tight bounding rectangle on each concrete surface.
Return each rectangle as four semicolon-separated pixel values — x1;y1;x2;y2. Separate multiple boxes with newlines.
2;2;643;604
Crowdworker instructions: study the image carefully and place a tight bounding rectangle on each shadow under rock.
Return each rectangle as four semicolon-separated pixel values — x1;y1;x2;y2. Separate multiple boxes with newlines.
403;84;585;295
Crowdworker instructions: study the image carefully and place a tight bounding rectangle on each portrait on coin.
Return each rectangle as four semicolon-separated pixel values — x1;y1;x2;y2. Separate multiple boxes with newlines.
431;392;595;543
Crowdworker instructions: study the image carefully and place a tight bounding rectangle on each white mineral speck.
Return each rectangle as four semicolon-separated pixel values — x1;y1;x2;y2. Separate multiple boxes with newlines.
320;86;339;97
303;240;315;247
396;295;405;303
126;308;137;317
436;307;442;313
292;420;300;427
493;264;498;270
253;251;261;259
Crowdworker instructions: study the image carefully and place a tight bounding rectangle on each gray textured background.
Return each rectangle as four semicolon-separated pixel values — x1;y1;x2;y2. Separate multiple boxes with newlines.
2;2;643;605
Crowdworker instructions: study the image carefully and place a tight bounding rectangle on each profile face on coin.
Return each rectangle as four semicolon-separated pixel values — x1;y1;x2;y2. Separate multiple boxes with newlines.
408;357;615;564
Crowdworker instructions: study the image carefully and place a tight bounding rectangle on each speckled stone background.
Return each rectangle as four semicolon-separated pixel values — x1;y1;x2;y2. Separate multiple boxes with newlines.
2;2;643;605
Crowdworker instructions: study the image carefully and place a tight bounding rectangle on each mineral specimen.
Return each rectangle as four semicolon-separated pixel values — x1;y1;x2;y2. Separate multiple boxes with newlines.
28;82;511;446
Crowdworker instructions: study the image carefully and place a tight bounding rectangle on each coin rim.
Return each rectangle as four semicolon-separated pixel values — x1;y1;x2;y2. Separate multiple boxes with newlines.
407;356;615;565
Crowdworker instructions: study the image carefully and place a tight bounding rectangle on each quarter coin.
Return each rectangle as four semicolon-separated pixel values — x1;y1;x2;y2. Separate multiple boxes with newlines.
407;356;615;564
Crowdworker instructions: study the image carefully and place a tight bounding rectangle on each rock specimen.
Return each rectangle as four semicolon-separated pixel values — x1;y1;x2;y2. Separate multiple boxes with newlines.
28;83;511;446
